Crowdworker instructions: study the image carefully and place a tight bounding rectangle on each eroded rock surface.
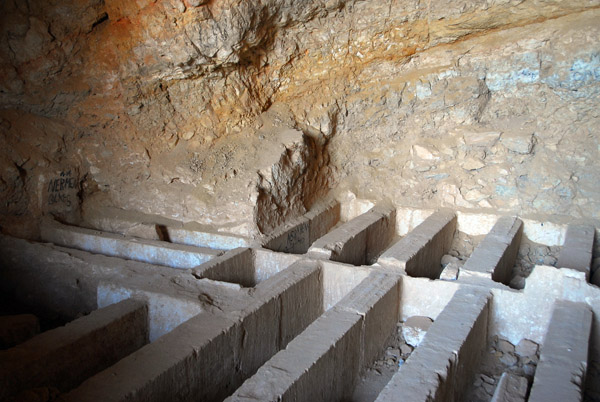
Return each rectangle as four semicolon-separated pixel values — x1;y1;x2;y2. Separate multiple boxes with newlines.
1;0;599;238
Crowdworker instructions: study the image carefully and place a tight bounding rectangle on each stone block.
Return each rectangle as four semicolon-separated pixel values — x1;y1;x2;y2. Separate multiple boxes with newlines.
515;339;538;358
500;132;534;154
192;247;255;286
461;216;523;285
440;262;460;280
166;226;251;250
63;311;241;402
365;204;397;264
310;219;368;264
306;200;341;246
402;315;433;347
226;309;363;402
264;217;310;254
376;289;490;402
529;300;592;402
308;204;396;266
378;209;456;278
40;220;221;269
335;271;401;366
263;200;340;254
63;260;322;402
252;260;323;350
556;224;595;280
0;299;148;400
234;291;281;381
82;206;251;249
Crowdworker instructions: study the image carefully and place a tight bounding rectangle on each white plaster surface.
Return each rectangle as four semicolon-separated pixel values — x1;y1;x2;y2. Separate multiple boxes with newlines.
321;261;370;310
456;212;499;236
399;276;459;321
98;284;204;342
521;219;566;246
490;265;600;346
394;208;434;236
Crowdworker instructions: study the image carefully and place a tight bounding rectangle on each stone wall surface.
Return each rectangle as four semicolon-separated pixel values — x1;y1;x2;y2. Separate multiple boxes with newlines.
0;0;599;238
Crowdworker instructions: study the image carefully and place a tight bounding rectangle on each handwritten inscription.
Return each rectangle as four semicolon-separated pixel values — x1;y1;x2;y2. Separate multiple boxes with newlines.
283;222;309;253
47;170;76;207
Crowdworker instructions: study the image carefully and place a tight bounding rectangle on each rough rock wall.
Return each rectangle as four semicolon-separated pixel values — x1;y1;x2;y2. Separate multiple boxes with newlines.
1;0;599;238
314;8;600;224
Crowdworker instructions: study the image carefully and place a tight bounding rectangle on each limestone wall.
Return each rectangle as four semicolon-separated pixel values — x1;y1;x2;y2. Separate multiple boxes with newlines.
0;0;598;238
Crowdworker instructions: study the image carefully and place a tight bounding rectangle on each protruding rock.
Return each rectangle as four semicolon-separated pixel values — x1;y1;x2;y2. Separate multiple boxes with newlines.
440;262;460;281
441;254;459;267
186;0;208;7
497;339;515;354
500;132;535;154
412;144;439;160
515;339;539;358
500;353;518;367
509;275;526;290
402;316;433;347
400;344;413;356
461;157;485;171
462;129;502;147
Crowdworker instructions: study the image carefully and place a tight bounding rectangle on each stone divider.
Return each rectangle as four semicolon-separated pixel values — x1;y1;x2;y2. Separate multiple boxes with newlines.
41;219;221;269
0;299;148;400
263;200;340;254
460;216;523;285
556;224;595;280
376;289;491;402
377;209;456;279
225;271;401;402
61;260;324;402
82;206;252;250
529;300;592;402
308;203;396;265
193;247;300;287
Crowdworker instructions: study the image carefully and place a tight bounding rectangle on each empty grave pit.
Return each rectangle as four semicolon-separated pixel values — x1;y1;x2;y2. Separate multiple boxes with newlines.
3;3;600;401
190;247;375;316
286;204;571;288
192;247;301;287
59;259;376;401
0;227;376;401
0;234;236;342
375;208;583;288
264;200;399;266
228;271;600;402
0;201;599;402
247;201;569;289
266;202;571;290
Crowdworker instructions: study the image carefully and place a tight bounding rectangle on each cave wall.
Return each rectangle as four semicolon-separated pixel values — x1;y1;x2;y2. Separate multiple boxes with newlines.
1;0;599;238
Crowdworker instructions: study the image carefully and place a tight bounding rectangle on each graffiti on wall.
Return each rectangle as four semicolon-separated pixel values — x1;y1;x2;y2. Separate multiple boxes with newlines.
46;170;77;207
